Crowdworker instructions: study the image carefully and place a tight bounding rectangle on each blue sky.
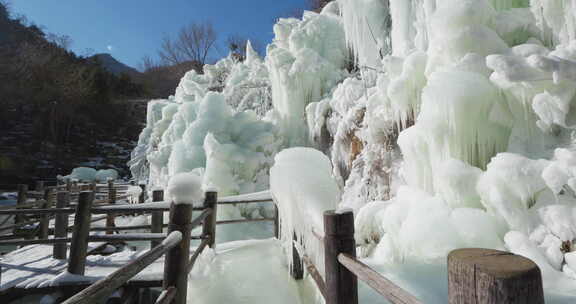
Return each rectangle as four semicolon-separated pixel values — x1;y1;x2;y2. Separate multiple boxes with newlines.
9;1;308;68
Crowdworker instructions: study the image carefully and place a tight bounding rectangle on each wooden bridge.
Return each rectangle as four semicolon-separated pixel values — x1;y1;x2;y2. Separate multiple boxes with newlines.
0;180;546;304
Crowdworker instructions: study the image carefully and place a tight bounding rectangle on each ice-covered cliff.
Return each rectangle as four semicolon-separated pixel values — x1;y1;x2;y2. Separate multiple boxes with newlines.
131;0;576;299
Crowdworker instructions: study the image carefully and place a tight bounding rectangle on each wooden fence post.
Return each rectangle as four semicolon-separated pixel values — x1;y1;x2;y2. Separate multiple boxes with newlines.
139;184;146;204
106;179;117;235
324;210;358;304
273;204;279;239
448;248;544;304
202;191;218;249
53;191;70;259
164;202;193;304
291;233;304;280
151;190;164;248
39;188;54;239
68;191;94;275
66;180;72;192
36;181;45;192
15;184;28;227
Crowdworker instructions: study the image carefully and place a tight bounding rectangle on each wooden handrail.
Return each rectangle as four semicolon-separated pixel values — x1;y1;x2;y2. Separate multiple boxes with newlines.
62;231;183;304
217;199;273;205
302;254;327;299
216;217;275;225
190;208;212;229
187;239;209;273
155;286;177;304
337;253;422;304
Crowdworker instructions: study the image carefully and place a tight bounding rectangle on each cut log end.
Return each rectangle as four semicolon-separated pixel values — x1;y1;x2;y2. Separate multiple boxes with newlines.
448;248;544;304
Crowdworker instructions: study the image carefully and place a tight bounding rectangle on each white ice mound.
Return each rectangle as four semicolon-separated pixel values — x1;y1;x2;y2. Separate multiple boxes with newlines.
271;147;340;272
167;172;203;205
59;167;118;182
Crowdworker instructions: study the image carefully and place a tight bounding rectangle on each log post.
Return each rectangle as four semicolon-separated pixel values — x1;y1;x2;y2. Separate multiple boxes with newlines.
324;210;358;304
15;184;28;227
39;188;54;239
202;191;217;249
36;181;45;192
163;202;193;304
151;190;164;248
66;180;72;192
68;191;94;275
291;232;304;280
448;248;544;304
273;203;279;239
139;184;146;204
106;179;117;235
53;191;70;259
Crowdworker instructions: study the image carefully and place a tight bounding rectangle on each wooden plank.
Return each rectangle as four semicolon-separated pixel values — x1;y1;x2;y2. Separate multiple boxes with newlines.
155;287;177;304
448;248;544;304
62;231;182;304
338;253;421;304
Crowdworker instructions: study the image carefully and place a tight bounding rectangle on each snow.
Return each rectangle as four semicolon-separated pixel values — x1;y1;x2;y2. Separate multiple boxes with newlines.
166;172;203;205
218;190;272;203
0;243;165;290
58;167;119;182
126;185;143;204
270;147;340;273
188;239;307;304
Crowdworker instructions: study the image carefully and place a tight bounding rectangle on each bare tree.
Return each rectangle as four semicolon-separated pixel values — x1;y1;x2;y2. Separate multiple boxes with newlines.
308;0;333;12
158;21;217;70
226;34;264;61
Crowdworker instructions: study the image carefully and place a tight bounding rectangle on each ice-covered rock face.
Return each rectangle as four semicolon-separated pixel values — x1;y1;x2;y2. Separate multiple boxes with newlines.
129;46;281;196
266;10;348;146
129;0;576;298
312;0;576;296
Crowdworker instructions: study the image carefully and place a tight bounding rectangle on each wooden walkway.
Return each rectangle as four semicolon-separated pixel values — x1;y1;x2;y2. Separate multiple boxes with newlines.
0;244;164;301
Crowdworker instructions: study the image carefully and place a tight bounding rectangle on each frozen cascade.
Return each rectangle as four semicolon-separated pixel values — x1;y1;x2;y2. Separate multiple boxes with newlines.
127;0;576;301
266;9;348;146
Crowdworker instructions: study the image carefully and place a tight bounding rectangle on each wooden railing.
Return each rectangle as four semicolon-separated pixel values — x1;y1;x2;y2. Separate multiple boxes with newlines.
1;183;279;303
59;190;218;304
287;209;545;304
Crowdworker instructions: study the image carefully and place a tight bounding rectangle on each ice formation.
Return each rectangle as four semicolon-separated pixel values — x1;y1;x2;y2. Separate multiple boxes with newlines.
270;148;340;272
129;0;576;301
58;167;118;182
